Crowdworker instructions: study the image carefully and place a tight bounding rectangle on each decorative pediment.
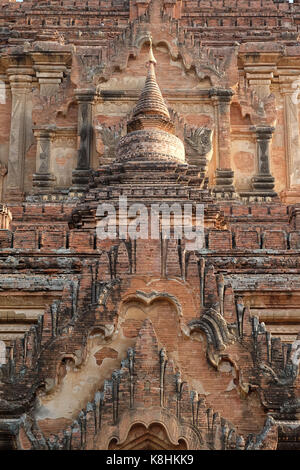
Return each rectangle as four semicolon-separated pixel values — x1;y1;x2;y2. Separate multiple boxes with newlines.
19;319;278;450
73;0;238;89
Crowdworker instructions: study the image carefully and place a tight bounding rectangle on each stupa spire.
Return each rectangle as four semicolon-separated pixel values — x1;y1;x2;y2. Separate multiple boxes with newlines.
131;38;170;122
115;39;185;164
148;38;157;65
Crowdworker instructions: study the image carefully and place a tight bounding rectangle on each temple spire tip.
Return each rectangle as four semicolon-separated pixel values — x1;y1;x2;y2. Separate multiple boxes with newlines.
148;38;157;65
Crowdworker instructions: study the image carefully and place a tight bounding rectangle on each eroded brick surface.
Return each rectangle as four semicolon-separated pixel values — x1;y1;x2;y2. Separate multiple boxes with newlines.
0;0;298;452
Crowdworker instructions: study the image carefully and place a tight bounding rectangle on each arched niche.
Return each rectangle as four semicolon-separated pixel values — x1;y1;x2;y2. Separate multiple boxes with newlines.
108;422;187;451
120;293;182;350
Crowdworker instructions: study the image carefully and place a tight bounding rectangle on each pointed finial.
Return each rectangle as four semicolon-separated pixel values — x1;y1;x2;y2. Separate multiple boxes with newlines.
148;37;157;65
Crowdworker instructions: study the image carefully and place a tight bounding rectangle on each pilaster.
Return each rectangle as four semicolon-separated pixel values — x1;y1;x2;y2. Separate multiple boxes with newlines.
34;65;66;97
32;127;56;191
279;74;300;203
72;88;95;191
32;52;69;97
210;88;235;199
6;67;34;201
245;67;274;100
240;125;277;201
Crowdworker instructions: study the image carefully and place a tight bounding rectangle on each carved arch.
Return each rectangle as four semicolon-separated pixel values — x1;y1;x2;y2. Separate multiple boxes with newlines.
122;290;182;313
95;409;202;450
108;422;187;450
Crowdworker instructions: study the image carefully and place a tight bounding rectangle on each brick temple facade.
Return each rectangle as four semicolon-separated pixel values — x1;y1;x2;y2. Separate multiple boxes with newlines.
0;0;299;451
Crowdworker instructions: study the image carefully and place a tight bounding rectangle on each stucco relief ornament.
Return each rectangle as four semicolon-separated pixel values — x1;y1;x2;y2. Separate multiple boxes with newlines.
53;31;65;45
0;162;7;178
95;123;125;161
292;79;300;105
83;0;237;89
184;126;213;168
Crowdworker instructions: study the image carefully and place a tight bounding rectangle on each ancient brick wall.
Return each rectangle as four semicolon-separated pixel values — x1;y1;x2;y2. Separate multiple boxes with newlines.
0;0;298;451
